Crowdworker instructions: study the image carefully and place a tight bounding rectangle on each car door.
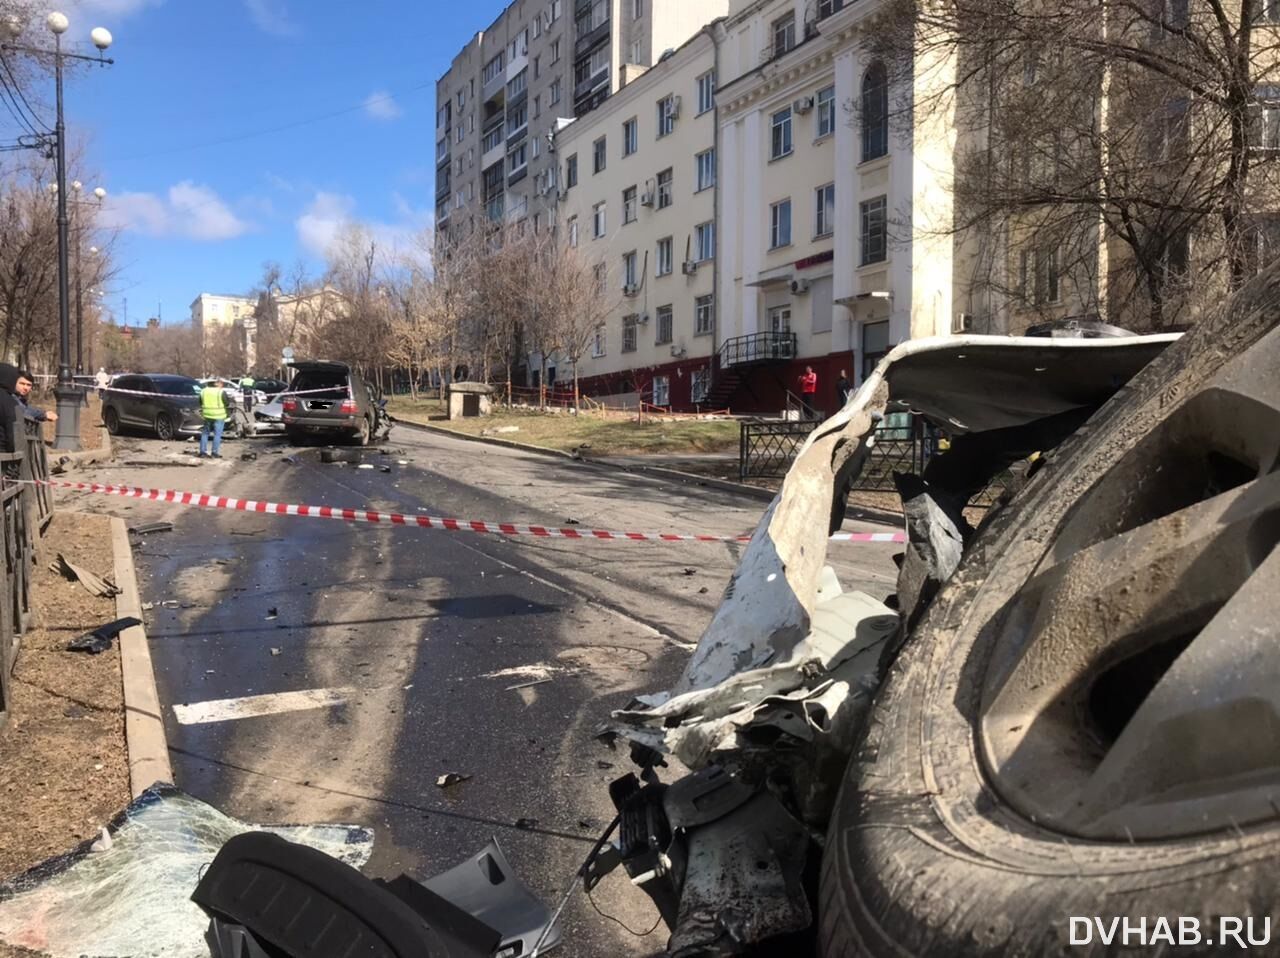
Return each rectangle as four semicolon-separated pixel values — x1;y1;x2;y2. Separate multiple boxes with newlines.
112;375;142;425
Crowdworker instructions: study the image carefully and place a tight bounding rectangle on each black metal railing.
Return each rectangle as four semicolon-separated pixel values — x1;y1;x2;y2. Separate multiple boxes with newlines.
720;331;797;367
740;418;819;479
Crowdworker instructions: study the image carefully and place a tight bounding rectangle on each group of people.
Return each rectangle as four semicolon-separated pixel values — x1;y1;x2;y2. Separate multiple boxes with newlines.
796;366;855;420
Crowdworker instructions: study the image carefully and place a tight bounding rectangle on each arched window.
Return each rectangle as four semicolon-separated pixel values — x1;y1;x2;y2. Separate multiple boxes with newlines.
861;61;889;162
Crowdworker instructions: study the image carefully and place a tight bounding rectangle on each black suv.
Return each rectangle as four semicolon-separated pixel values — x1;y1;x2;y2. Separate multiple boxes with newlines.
102;374;205;440
282;361;385;445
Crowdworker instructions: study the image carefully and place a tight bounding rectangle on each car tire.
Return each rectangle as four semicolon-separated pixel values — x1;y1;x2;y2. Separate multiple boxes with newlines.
155;412;175;441
819;271;1280;956
356;416;371;447
103;405;121;435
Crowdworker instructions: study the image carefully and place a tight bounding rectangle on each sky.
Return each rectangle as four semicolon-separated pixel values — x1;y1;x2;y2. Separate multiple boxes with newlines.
36;0;508;328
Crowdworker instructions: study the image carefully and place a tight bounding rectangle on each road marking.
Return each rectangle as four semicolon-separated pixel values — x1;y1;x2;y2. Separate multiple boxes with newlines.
173;687;359;725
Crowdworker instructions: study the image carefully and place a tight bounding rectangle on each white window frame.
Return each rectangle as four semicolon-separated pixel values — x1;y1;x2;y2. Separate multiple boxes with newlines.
815;182;835;237
816;85;836;138
592;324;606;357
695;221;715;262
657;95;676;137
593;201;607;238
772;14;795;57
656;167;673;208
633;0;643;17
623;185;638;223
769;304;792;332
695;148;715;191
694;294;714;335
623;250;638;286
623;314;639;352
771;107;793;159
656;236;673;275
551;38;561;62
860;196;887;264
655;304;673;344
623;117;638;155
550;78;562;105
652;374;670;406
691;366;711;403
593;136;607;173
697;71;715;115
770;199;792;249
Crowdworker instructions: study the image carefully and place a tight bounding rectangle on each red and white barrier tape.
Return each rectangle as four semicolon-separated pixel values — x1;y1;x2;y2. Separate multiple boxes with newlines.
25;478;906;544
102;385;343;400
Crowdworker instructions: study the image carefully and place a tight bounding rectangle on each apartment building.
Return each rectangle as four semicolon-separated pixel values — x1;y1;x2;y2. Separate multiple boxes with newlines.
189;293;256;329
555;25;723;408
714;0;961;415
435;0;729;243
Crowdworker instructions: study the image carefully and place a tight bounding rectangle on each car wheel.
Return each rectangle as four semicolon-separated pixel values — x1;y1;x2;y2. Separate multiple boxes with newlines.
155;412;176;441
355;416;371;446
103;405;121;435
819;273;1280;956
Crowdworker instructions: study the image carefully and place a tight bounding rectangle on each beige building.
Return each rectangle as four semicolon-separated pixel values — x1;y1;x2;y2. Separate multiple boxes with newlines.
435;0;729;244
190;293;256;329
554;24;723;407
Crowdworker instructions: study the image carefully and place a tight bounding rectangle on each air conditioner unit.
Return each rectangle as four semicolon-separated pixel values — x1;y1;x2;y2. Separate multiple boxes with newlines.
640;188;655;207
790;278;811;295
622;282;639;296
793;95;814;114
638;312;650;324
681;260;698;275
953;312;975;333
670;343;687;358
670;95;682;119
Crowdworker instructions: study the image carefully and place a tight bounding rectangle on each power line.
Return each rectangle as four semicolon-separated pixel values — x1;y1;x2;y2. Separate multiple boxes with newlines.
0;72;40;139
0;56;49;134
115;80;436;162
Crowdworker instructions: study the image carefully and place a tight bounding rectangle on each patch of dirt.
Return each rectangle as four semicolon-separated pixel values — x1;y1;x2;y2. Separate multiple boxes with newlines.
0;512;129;904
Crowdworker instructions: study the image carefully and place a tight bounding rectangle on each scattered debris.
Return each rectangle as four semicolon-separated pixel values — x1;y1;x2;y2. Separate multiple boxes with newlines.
682;568;697;576
129;521;174;535
356;463;375;470
699;586;709;594
282;455;298;464
230;529;262;537
265;608;278;620
435;772;472;789
379;465;392;473
320;448;361;464
397;459;409;465
564;517;581;525
160;600;180;609
141;601;154;611
505;677;552;692
270;648;282;656
514;818;538;830
596;760;614;770
51;553;121;598
66;616;142;654
240;452;258;462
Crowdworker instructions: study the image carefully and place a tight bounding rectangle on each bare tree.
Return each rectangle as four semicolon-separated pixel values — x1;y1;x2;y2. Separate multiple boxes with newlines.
543;235;616;411
870;0;1280;330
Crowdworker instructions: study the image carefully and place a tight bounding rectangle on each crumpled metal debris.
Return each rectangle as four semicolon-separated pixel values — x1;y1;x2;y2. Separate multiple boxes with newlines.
66;616;141;654
51;553;120;598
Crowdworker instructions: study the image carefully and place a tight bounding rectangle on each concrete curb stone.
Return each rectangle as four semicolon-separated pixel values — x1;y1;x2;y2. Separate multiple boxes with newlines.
110;515;172;796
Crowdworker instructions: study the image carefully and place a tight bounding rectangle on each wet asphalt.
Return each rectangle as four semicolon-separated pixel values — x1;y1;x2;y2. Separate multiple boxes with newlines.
70;423;901;957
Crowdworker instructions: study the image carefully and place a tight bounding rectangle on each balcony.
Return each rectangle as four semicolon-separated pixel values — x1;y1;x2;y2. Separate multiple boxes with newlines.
575;17;610;58
506;123;527;146
508;165;528;187
435;177;451;202
482;71;506;106
573;67;609;104
481;141;505;173
719;331;798;367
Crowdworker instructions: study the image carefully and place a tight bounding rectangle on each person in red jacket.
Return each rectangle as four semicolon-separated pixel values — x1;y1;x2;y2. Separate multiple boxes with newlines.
798;365;818;419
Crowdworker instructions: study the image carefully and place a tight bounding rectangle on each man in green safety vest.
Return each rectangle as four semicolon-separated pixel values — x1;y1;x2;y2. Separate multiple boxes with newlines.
199;377;229;458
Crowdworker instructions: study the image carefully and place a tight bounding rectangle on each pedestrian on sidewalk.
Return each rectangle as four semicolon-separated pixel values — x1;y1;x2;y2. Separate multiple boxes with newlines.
0;365;24;479
798;365;819;420
199;377;229;458
836;369;852;408
14;371;57;425
95;367;110;396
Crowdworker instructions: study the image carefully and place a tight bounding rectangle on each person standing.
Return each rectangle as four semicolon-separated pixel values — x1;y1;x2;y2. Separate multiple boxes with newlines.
199;377;229;458
798;365;819;420
0;366;23;478
836;369;852;408
95;367;110;397
14;371;57;425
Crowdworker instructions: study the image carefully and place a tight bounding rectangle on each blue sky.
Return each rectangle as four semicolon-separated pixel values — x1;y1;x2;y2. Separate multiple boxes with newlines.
47;0;506;326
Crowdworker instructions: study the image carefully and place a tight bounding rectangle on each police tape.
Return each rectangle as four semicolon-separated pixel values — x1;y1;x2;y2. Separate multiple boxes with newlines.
26;478;907;544
101;385;344;400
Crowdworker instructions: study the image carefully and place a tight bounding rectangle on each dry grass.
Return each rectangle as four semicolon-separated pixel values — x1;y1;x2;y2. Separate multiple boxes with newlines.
387;397;740;457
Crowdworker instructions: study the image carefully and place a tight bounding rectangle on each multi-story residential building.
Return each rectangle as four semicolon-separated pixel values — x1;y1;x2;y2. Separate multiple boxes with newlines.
714;0;961;415
435;0;729;244
554;24;723;407
189;293;256;329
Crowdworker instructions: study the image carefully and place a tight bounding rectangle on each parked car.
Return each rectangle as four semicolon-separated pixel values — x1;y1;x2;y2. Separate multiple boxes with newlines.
242;376;288;399
281;360;384;445
102;374;204;440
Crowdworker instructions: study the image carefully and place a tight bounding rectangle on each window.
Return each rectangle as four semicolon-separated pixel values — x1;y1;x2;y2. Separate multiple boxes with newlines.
623;314;638;352
1042;248;1061;303
533;17;542;38
507;103;528;135
593;136;607;173
816;85;836;138
456;124;465;143
578;0;608;34
508;69;527;98
437;137;448;160
623;250;638;286
652;375;669;406
861;62;889;161
623;118;638;155
861;320;889;379
566;153;578;187
656;304;673;344
592;324;606;357
656;236;673;275
770;199;792;249
483;53;505;84
695;221;715;261
630;39;642;63
691;366;711;403
657;95;677;137
594;262;607;292
483;122;503;152
550;0;562;22
695;294;714;335
695;148;715;191
633;0;643;16
697;71;716;114
531;134;540;158
772;14;795;58
817;0;843;18
550;78;562;105
468;114;475;133
533;54;541;78
623;185;638;223
815;183;835;237
551;38;561;62
1018;248;1063;305
568;216;579;246
771;107;793;159
1262;0;1280;22
1254;87;1280;150
533;95;541;119
768;305;791;332
656;167;673;208
508;142;528;173
593;202;607;237
860;197;887;264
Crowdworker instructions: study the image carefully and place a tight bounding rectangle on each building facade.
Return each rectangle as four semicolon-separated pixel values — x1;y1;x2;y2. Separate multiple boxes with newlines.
554;25;723;408
435;0;729;243
190;293;256;329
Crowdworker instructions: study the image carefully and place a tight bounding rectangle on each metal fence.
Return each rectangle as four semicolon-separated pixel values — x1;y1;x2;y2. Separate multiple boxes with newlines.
0;417;53;729
739;419;819;479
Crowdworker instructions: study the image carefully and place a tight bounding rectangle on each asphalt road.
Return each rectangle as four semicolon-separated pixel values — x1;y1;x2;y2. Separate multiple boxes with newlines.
68;422;901;956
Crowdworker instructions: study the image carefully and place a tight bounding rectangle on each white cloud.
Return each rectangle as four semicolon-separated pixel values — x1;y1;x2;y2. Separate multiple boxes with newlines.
70;0;163;17
294;191;432;266
363;91;403;122
102;181;252;241
243;0;298;36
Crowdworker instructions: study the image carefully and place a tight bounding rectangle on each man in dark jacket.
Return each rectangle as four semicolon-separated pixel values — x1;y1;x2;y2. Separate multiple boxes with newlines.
15;371;56;424
0;365;24;475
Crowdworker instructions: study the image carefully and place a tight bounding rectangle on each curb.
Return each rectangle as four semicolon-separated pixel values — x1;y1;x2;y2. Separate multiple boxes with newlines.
393;416;905;526
110;515;172;797
52;425;113;471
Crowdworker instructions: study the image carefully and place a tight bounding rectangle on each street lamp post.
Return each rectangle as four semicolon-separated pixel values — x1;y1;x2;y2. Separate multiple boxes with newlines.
70;182;107;375
2;12;113;451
